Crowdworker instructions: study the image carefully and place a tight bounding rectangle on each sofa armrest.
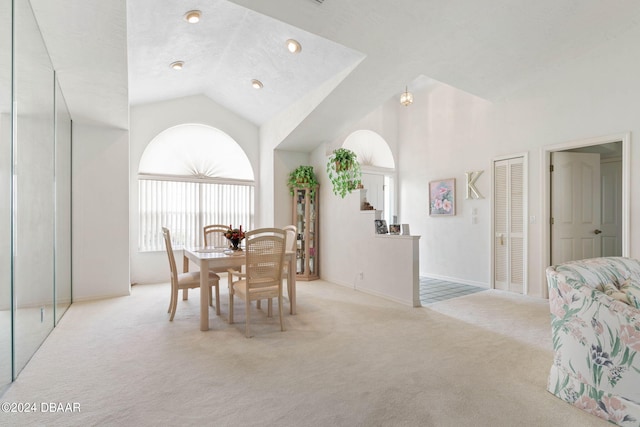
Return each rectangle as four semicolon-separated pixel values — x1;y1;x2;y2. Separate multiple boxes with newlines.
547;266;640;404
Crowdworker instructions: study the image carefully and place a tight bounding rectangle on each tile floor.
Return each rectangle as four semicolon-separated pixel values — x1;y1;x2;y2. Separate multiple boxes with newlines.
419;277;486;305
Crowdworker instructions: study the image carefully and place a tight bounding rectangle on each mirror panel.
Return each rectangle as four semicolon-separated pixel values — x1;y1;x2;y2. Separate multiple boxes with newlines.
0;0;71;388
0;0;12;393
13;0;55;376
55;77;71;322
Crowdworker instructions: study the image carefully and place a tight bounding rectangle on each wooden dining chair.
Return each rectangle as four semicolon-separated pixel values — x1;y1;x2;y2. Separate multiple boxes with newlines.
227;227;286;337
203;224;242;278
282;225;297;296
162;227;221;320
265;225;297;316
203;224;230;248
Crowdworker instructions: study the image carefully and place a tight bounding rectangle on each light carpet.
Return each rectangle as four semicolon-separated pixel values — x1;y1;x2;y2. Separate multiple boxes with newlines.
1;280;607;426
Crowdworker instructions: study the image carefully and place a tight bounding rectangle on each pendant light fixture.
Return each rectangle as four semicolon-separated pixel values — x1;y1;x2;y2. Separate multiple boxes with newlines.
400;86;413;106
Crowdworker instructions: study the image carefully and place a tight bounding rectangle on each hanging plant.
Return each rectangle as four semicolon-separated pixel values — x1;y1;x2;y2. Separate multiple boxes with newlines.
287;165;319;198
326;148;362;198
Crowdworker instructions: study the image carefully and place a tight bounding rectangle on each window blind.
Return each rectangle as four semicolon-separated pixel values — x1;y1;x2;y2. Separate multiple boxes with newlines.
139;179;254;252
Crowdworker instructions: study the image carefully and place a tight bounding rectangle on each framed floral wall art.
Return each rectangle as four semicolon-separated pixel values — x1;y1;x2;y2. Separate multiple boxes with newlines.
429;178;455;216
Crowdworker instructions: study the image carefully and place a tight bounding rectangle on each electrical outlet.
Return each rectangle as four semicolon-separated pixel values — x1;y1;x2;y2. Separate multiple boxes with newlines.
359;272;364;280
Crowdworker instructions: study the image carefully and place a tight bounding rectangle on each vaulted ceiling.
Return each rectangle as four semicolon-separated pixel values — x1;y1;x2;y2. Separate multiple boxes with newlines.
127;0;364;128
28;0;640;152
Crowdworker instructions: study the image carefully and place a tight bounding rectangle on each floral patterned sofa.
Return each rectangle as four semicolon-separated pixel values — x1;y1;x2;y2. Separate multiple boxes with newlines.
546;257;640;426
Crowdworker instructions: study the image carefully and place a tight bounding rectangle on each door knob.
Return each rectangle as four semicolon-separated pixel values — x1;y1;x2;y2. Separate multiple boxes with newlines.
594;229;602;235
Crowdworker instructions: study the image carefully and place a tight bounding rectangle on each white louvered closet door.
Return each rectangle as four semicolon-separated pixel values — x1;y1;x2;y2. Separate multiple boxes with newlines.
494;157;526;293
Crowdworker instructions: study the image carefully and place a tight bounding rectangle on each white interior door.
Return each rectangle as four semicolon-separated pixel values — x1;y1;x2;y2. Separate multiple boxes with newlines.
551;152;601;265
494;157;525;294
600;159;622;256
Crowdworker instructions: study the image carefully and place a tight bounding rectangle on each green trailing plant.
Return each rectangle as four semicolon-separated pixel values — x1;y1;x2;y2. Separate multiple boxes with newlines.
287;165;319;198
326;148;362;198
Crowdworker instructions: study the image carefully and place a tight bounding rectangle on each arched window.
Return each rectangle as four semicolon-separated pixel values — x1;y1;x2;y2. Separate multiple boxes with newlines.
138;124;255;251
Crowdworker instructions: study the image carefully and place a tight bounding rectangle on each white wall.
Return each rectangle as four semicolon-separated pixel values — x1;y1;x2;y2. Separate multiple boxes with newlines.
311;20;640;300
72;123;130;300
274;150;310;228
319;183;420;306
398;82;493;288
489;23;640;295
129;95;260;285
393;21;640;297
77;10;640;301
312;122;420;306
262;62;363;227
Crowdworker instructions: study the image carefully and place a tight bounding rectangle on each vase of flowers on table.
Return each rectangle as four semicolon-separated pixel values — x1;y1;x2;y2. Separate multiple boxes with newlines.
224;225;245;250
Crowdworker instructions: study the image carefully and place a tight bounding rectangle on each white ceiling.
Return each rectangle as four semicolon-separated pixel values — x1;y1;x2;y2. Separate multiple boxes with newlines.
30;0;129;129
27;0;640;152
127;0;364;126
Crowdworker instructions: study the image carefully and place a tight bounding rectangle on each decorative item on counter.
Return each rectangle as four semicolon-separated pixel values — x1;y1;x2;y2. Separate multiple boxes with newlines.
361;200;375;210
389;224;401;235
224;225;245;250
374;219;388;234
326;147;362;198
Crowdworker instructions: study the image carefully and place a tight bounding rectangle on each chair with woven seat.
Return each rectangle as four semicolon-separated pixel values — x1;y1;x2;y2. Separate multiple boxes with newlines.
203;224;242;278
162;227;221;320
282;224;297;299
265;225;297;316
227;227;286;337
203;224;231;248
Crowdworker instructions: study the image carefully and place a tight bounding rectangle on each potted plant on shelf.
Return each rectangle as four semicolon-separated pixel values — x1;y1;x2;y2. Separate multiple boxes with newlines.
326;148;362;198
287;165;319;198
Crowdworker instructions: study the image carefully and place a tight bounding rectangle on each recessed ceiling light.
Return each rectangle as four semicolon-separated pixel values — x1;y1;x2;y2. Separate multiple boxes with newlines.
286;39;302;54
184;10;201;23
251;79;263;89
170;61;184;70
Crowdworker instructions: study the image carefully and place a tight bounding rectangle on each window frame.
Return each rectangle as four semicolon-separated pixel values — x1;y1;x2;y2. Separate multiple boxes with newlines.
136;122;256;253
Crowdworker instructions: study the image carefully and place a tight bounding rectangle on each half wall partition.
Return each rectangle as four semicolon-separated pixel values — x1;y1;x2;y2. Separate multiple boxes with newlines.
0;0;72;394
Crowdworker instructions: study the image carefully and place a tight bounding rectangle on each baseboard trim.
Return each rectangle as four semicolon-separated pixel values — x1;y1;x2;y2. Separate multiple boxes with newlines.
328;278;416;307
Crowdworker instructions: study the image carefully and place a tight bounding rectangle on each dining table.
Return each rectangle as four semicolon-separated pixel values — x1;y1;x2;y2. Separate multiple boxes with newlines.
183;247;297;331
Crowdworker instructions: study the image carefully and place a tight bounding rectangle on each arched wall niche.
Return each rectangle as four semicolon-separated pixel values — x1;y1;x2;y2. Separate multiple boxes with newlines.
340;129;396;223
342;129;395;170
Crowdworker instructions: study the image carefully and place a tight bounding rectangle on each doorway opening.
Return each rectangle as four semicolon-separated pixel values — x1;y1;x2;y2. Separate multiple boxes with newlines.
542;133;630;297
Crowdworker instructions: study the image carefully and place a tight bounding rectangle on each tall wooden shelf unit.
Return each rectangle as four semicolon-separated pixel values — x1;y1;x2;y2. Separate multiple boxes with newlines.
292;185;319;280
